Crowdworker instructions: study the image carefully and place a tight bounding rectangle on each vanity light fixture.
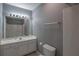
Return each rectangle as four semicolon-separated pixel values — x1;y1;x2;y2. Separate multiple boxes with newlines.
16;15;18;17
10;14;12;16
9;13;28;19
13;14;15;17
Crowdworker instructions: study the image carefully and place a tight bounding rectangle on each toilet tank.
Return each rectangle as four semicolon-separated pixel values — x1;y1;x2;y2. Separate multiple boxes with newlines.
43;44;56;56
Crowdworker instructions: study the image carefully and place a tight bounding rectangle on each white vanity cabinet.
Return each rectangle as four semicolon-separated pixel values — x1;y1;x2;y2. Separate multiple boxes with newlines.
18;40;37;56
28;40;37;53
18;41;29;56
0;36;37;56
1;43;19;56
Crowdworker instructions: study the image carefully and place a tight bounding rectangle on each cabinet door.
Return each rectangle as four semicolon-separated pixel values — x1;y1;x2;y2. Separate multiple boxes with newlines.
2;44;18;56
28;40;37;53
18;41;29;56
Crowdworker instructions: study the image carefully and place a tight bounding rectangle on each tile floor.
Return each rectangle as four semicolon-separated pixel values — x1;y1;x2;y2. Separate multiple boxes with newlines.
27;51;43;56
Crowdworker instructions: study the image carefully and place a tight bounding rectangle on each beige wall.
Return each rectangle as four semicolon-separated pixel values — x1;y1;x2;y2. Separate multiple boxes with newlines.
33;3;68;55
63;5;79;56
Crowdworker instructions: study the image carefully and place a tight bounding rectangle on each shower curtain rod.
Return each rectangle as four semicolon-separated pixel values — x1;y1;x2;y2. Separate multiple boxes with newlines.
44;21;61;25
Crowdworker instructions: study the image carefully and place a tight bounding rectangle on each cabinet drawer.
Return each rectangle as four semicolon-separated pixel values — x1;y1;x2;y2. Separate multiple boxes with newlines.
17;41;28;46
1;43;18;49
28;39;36;43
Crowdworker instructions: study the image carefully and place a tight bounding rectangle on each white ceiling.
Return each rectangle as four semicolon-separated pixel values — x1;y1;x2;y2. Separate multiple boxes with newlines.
7;3;41;10
7;3;79;11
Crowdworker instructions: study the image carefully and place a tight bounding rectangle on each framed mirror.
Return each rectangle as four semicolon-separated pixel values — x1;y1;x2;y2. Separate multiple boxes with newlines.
5;16;30;38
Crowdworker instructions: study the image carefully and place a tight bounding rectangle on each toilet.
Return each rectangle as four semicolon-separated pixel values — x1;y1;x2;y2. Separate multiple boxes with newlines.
43;44;56;56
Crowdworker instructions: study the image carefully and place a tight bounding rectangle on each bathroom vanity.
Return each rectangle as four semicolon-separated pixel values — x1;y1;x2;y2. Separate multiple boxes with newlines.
0;4;37;56
0;35;37;56
0;12;36;56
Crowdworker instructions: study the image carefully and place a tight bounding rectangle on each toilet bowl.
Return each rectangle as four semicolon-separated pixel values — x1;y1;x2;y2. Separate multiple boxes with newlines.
43;44;56;56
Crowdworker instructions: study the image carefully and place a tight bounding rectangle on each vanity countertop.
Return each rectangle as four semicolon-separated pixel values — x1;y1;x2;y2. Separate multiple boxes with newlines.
0;35;37;45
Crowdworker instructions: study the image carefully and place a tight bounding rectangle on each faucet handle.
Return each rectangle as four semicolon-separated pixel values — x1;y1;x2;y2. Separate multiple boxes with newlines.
19;37;22;40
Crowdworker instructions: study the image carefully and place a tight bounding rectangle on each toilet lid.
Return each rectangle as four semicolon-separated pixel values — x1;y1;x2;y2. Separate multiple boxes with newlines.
43;44;56;51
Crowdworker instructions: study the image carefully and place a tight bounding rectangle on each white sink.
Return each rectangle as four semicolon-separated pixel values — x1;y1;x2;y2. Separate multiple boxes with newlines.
0;35;37;45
